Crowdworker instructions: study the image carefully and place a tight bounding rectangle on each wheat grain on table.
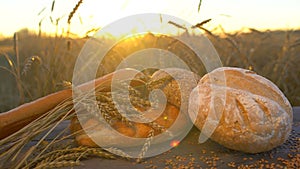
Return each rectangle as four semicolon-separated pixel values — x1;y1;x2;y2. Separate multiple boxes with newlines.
36;107;299;169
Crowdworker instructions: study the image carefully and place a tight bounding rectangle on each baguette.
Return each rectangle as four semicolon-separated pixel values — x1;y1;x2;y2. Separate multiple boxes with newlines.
0;69;143;139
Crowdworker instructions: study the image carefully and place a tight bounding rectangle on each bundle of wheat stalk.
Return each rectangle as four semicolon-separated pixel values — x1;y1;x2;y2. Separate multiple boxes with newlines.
0;68;187;168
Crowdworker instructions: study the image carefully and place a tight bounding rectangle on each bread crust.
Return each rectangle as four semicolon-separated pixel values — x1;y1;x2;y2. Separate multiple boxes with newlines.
150;68;200;111
70;104;184;147
190;67;293;153
70;68;199;148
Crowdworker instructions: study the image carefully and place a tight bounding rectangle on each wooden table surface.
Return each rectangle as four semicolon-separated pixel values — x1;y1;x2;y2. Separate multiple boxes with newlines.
6;107;298;169
61;107;299;169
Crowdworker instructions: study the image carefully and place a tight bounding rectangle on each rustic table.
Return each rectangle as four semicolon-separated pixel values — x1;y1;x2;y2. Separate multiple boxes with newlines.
7;107;298;169
60;107;299;169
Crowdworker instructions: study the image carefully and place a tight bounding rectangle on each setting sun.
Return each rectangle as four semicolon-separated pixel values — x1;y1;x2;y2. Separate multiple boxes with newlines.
0;0;300;37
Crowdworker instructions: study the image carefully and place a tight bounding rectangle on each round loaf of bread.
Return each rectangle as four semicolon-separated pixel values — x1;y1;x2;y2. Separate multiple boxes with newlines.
189;67;293;153
70;68;199;148
150;68;200;112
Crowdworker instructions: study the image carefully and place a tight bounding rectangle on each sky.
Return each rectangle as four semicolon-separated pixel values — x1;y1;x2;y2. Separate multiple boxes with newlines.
0;0;299;37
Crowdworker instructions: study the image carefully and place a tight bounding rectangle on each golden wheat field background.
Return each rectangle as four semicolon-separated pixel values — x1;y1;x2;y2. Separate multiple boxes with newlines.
0;27;299;113
0;0;300;113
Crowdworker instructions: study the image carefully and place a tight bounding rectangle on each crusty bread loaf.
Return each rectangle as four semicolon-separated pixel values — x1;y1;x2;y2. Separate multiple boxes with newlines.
70;103;184;147
189;67;293;153
150;68;200;111
70;68;199;148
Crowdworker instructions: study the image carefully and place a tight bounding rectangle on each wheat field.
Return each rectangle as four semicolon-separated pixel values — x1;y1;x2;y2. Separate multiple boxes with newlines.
0;28;299;113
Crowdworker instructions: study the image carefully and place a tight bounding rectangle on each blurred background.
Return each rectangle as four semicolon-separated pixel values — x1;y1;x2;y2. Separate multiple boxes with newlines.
0;0;299;112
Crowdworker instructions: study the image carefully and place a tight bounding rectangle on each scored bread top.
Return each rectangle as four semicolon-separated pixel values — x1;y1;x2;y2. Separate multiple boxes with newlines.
190;67;293;153
199;67;292;119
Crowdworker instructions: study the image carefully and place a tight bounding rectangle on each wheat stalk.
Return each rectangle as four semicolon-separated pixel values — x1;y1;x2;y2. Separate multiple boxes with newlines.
136;129;154;163
37;7;46;16
34;160;81;169
50;0;55;13
0;97;74;168
168;21;188;32
67;0;83;24
13;32;25;104
191;19;212;28
1;89;118;168
191;20;215;37
106;147;132;159
21;56;42;76
249;28;263;34
67;0;83;37
198;0;203;13
0;68;181;168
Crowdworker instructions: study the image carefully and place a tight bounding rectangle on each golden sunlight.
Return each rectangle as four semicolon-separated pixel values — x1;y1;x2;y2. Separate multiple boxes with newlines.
0;1;300;168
